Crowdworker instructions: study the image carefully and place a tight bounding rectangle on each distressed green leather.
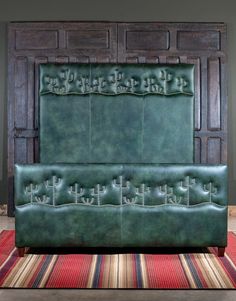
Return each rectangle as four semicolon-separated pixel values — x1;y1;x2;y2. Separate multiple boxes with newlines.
39;64;194;164
14;63;228;251
15;164;227;248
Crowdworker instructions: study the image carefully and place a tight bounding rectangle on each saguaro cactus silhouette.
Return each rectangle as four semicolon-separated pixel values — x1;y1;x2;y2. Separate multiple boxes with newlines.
159;184;174;204
109;69;123;93
60;69;75;93
92;77;106;93
159;70;173;94
45;176;61;206
179;176;196;206
77;76;90;93
144;77;161;93
203;182;218;203
25;183;38;203
113;176;130;205
135;184;150;206
125;78;139;93
159;184;183;205
69;183;84;204
176;76;188;93
45;76;59;93
90;184;106;206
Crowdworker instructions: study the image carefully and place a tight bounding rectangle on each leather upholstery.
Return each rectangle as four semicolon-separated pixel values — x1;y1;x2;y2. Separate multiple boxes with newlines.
39;64;194;164
14;63;227;252
15;203;227;248
15;164;227;207
15;164;227;248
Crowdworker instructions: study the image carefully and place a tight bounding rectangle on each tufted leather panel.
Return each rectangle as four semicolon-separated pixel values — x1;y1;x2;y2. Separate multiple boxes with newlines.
39;64;194;164
39;64;194;96
15;164;227;248
15;164;227;207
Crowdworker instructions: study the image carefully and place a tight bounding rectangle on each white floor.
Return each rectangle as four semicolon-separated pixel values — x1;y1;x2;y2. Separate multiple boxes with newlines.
0;215;235;301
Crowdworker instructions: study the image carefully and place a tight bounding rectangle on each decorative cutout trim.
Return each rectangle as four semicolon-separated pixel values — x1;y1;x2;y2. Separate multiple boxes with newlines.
40;65;194;96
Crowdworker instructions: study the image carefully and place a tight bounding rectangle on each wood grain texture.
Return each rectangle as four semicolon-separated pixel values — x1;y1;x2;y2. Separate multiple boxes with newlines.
177;31;220;51
208;58;221;130
7;22;227;216
126;30;169;50
15;30;58;50
207;137;222;163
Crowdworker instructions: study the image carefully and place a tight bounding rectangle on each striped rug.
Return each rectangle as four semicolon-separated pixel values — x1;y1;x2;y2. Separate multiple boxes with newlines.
0;230;236;288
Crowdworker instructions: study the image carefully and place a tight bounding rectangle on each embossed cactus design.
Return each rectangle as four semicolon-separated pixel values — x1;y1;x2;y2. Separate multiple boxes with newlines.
60;69;75;93
159;184;174;205
45;76;59;93
42;66;194;96
90;184;106;206
203;182;218;203
176;77;188;93
35;195;50;204
179;176;196;206
159;70;173;94
125;78;139;93
168;194;182;205
113;176;130;205
77;76;90;93
123;196;138;205
92;77;106;93
144;77;162;93
25;183;39;203
69;183;84;204
81;197;95;205
109;69;123;93
135;184;150;206
45;176;61;206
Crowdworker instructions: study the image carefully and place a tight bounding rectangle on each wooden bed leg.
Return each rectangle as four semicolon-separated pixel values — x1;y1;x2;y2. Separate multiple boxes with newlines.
18;247;25;257
218;247;225;257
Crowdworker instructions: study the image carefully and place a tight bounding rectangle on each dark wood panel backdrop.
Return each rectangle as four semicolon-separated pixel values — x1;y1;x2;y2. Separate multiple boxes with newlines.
7;22;227;216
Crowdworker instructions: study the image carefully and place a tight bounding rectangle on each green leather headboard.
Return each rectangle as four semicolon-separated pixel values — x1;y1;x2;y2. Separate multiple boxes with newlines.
39;64;194;163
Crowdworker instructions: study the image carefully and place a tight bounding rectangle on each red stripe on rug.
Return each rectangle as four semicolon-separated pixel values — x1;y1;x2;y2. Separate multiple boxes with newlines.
226;233;236;265
0;230;15;264
145;254;190;288
45;254;93;288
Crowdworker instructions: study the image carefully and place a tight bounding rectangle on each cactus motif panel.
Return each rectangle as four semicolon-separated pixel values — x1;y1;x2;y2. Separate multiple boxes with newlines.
40;64;194;96
15;164;227;208
39;64;194;164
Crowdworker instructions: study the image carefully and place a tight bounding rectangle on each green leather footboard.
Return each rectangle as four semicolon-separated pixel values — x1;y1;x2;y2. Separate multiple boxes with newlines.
15;164;228;248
